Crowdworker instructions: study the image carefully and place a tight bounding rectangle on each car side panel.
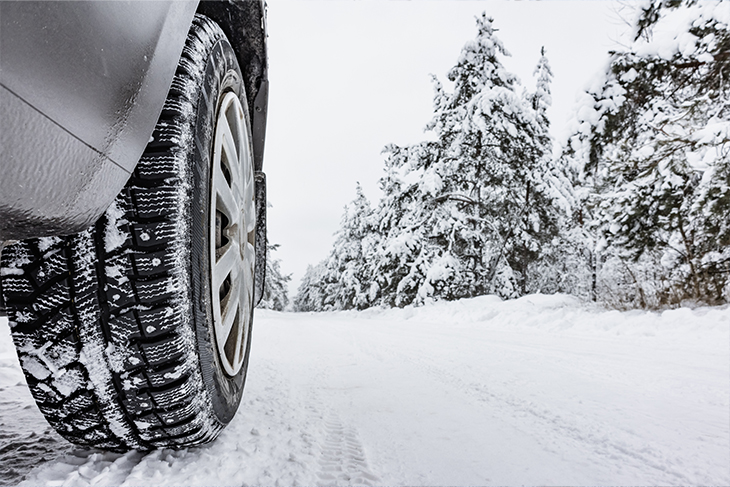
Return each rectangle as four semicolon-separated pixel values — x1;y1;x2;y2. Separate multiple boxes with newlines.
0;86;130;239
0;1;198;240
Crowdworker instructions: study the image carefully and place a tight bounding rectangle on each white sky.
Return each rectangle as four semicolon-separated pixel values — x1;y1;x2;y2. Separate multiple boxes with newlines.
263;0;632;294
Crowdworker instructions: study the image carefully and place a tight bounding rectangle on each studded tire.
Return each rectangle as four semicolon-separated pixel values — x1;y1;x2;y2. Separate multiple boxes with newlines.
0;15;256;451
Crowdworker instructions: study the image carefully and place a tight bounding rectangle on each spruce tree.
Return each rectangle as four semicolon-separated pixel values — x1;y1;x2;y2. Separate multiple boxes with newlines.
530;46;552;139
371;14;560;304
563;0;730;306
295;15;568;310
368;142;442;306
293;263;329;312
257;244;292;311
522;47;585;295
324;184;379;310
294;184;379;310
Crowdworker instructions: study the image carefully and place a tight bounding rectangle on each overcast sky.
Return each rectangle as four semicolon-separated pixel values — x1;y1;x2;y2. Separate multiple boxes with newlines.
262;0;632;295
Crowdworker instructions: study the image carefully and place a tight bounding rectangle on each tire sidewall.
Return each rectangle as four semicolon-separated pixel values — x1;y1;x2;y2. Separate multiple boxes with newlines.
189;36;253;425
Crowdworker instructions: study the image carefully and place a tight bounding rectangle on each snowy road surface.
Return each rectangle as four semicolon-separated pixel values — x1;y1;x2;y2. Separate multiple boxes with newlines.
1;295;728;486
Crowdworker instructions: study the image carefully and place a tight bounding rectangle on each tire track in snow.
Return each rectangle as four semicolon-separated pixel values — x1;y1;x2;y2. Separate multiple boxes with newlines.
296;354;381;487
388;346;698;486
315;413;379;486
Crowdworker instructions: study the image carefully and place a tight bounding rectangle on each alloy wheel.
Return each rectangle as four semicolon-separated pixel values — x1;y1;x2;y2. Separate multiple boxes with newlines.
209;91;256;377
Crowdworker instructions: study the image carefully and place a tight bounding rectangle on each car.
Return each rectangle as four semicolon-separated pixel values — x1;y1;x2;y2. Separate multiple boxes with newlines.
0;0;269;451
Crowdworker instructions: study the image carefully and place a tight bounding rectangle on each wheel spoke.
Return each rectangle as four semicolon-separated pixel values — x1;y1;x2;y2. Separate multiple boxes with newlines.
242;242;255;305
242;243;255;313
233;256;252;367
214;163;239;221
213;241;239;291
218;273;241;348
232;310;244;367
244;240;255;267
220;118;242;187
242;152;254;201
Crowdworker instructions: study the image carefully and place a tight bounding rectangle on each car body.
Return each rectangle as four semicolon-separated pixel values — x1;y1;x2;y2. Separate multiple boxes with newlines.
0;0;268;241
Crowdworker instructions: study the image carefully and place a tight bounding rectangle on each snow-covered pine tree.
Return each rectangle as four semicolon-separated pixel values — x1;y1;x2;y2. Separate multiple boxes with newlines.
373;15;559;304
540;150;600;300
257;243;292;311
322;184;379;310
292;262;329;312
520;47;599;299
530;46;552;137
293;184;379;311
520;46;578;295
564;0;730;306
368;140;447;307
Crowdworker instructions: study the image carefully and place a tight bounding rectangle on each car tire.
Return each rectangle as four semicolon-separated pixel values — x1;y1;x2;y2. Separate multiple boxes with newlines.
0;15;256;451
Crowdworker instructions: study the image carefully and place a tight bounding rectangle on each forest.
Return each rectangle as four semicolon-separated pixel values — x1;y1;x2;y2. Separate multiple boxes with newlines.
261;0;730;312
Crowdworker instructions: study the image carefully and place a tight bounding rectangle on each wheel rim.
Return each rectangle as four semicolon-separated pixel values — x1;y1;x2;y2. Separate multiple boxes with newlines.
209;91;255;377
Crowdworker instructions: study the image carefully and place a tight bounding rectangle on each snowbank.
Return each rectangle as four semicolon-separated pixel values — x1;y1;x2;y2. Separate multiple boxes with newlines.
324;293;729;343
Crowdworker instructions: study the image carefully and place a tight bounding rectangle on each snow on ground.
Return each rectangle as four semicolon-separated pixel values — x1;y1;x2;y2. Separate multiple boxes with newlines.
0;317;74;485
1;294;728;486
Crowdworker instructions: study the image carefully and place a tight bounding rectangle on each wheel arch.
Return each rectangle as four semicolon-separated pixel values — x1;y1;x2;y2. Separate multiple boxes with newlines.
197;0;269;173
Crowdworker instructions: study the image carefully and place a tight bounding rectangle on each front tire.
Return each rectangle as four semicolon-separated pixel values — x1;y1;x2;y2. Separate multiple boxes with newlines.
0;15;255;451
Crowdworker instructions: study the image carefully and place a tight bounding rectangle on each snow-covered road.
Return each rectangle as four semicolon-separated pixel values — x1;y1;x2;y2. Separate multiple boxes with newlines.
1;295;728;486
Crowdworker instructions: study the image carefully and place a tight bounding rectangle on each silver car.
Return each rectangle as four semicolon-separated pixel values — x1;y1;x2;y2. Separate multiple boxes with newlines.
0;0;269;450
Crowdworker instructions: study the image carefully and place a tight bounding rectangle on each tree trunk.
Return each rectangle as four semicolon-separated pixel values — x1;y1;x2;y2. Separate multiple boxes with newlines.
678;218;701;300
